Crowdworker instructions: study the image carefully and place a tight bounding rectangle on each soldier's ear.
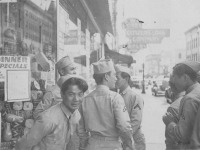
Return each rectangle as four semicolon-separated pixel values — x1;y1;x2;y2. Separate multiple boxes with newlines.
104;73;109;81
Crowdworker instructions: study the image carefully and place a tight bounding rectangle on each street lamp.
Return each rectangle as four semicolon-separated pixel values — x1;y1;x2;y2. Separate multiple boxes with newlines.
141;63;146;94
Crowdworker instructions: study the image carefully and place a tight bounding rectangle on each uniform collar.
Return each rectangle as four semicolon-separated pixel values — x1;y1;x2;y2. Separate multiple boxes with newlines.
96;85;110;90
174;91;185;100
186;83;200;94
60;102;72;119
121;86;131;95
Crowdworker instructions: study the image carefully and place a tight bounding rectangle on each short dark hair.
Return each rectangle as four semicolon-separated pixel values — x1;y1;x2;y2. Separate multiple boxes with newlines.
173;64;197;82
93;71;111;84
121;72;131;83
61;77;88;93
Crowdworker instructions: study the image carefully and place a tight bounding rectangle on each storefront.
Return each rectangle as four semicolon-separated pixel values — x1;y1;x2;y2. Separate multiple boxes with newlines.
0;0;113;149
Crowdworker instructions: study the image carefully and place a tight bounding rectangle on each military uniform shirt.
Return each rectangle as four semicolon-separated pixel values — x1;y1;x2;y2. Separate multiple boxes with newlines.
78;85;133;150
188;105;200;149
120;86;144;134
167;83;200;145
15;102;80;150
33;85;62;119
163;92;185;150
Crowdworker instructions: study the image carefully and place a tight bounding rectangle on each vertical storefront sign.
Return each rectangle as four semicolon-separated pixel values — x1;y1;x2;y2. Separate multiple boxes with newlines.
86;29;90;80
77;18;81;45
57;3;69;60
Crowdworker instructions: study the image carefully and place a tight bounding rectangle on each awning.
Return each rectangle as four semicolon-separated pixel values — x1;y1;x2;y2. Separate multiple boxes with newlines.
64;0;113;35
74;45;135;67
84;0;113;35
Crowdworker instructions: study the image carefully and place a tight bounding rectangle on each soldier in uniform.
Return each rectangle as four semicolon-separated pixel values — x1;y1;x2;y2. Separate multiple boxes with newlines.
78;59;135;150
33;56;76;118
162;75;185;150
15;75;88;150
163;60;200;149
33;56;78;150
115;65;146;150
188;104;200;149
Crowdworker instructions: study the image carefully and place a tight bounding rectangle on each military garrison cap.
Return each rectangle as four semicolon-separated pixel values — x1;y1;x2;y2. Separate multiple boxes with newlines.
92;59;115;74
57;74;86;89
176;60;200;73
115;65;131;76
56;56;73;72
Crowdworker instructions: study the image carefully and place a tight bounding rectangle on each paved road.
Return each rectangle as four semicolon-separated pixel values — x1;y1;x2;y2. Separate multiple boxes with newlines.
132;86;169;150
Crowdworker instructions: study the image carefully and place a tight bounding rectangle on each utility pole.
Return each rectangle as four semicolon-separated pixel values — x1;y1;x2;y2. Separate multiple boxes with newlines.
141;63;146;94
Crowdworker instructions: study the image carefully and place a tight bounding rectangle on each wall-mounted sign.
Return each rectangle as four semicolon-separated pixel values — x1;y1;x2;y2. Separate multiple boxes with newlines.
126;29;170;37
0;56;30;102
64;30;85;45
0;0;17;3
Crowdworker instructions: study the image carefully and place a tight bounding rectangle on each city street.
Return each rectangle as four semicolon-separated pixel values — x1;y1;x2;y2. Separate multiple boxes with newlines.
132;86;169;150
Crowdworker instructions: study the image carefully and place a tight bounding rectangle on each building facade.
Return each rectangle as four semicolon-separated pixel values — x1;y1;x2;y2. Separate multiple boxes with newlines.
185;24;200;61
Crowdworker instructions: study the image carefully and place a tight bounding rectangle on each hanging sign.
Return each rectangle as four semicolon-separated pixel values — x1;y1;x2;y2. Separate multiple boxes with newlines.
129;36;163;44
122;18;142;29
126;29;170;37
127;44;147;50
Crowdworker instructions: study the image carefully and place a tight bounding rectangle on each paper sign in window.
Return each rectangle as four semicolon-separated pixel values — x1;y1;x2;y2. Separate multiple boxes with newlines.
6;70;30;102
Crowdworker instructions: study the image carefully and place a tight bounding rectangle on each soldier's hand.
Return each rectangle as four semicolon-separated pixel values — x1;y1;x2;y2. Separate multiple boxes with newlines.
162;112;174;126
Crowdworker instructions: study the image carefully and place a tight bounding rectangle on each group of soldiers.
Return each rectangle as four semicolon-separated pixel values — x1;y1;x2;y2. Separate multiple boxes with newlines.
162;60;200;150
14;56;145;150
13;55;200;150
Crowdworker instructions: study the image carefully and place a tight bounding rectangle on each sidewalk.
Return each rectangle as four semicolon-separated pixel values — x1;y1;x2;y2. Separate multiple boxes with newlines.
132;87;169;150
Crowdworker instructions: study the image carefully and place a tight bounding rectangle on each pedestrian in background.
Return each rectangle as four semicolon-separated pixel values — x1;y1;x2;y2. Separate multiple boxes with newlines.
78;59;135;150
15;75;88;150
115;65;146;150
163;60;200;149
162;75;185;150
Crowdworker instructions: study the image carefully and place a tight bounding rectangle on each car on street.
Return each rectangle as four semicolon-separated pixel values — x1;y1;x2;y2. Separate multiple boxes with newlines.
151;78;169;96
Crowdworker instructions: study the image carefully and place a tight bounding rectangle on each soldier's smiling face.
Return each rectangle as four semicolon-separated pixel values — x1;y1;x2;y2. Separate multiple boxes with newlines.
61;85;84;113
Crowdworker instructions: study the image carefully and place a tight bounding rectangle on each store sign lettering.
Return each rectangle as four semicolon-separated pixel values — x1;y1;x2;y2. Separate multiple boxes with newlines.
0;56;30;69
126;29;170;37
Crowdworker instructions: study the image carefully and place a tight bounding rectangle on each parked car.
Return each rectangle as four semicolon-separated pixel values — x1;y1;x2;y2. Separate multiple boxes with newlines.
165;86;173;103
130;79;148;89
151;79;169;96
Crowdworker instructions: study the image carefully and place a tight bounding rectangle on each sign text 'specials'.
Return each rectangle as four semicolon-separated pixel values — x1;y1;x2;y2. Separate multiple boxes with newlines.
0;56;30;69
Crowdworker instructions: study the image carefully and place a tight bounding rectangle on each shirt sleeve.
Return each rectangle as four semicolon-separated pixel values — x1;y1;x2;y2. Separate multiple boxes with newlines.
113;94;134;149
33;92;54;119
15;116;55;150
77;103;90;150
130;94;144;134
188;105;200;149
167;97;199;143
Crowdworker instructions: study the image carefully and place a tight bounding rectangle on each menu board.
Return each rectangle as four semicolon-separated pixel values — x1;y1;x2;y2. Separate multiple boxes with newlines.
5;70;30;102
